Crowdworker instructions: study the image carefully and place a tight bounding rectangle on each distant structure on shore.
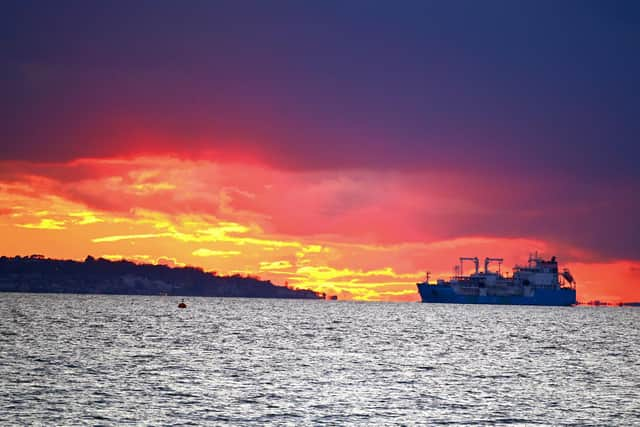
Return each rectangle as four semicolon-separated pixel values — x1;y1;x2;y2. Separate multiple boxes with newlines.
581;300;640;307
0;255;322;299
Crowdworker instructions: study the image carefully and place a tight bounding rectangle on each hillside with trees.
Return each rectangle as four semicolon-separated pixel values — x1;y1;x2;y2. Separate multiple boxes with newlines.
0;255;323;299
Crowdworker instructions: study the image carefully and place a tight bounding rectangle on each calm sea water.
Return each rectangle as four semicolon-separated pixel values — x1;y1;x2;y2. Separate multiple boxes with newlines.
0;293;638;426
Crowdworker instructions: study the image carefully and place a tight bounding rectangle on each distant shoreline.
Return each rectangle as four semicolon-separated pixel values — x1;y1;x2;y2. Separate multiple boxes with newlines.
0;255;324;300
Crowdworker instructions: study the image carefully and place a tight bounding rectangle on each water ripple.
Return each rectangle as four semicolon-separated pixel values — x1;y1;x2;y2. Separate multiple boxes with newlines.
0;293;639;425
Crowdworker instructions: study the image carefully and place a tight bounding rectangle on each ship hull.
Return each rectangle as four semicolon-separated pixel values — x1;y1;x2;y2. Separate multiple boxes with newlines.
417;284;576;306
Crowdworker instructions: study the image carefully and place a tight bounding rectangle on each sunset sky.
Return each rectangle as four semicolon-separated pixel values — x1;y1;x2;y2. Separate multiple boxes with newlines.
2;1;639;302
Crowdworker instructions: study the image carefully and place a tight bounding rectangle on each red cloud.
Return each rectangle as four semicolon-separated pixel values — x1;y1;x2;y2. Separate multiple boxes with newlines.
1;156;638;264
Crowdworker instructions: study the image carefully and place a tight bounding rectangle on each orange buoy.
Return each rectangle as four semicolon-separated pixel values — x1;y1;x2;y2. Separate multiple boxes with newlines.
178;299;187;308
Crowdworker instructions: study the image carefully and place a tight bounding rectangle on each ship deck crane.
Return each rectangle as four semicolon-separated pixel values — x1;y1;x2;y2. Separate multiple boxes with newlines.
561;268;576;286
459;257;479;276
484;257;504;274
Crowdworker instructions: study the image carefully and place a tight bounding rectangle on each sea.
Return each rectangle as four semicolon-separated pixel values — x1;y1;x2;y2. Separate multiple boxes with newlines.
0;293;638;426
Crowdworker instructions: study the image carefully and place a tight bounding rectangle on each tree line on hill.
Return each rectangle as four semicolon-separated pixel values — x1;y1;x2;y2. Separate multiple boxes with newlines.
0;255;324;299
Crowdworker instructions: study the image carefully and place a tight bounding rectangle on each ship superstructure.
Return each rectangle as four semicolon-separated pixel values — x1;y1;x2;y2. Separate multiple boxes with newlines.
417;253;576;306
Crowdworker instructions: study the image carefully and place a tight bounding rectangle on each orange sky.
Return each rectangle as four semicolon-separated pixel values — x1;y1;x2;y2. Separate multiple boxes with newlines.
1;155;638;302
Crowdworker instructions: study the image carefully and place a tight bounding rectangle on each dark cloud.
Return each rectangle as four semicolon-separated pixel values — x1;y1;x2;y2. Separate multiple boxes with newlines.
2;1;639;260
2;2;639;180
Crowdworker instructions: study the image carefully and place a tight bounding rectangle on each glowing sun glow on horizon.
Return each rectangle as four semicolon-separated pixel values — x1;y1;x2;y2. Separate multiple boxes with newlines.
1;156;638;302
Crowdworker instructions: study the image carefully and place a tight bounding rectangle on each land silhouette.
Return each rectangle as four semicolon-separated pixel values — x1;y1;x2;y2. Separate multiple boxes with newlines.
0;255;323;299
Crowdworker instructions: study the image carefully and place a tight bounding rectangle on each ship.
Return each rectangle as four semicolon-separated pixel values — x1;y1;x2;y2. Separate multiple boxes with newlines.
417;253;576;306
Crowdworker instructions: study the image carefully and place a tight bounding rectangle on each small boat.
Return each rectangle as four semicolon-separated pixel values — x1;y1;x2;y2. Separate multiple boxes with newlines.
178;299;187;309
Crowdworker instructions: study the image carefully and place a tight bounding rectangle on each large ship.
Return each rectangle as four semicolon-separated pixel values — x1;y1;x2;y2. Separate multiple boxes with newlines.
417;254;576;306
